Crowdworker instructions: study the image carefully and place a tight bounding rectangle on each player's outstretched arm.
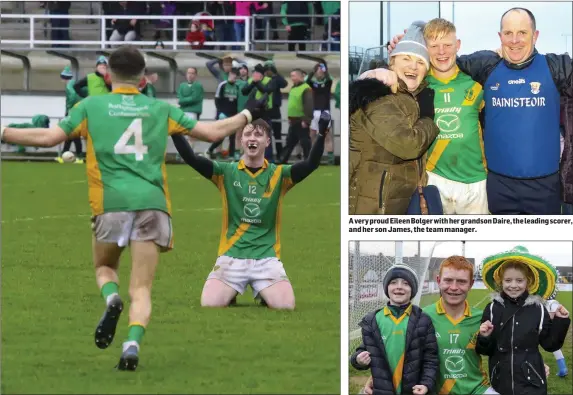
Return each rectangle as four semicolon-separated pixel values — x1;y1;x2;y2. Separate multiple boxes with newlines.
291;111;330;183
1;125;67;147
189;94;269;142
171;135;214;179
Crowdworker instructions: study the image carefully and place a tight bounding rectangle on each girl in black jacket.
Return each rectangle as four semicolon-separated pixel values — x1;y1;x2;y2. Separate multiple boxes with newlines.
350;265;439;395
477;259;571;395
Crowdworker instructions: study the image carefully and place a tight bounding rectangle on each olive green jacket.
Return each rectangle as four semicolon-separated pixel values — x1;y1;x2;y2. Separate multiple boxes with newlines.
349;78;439;215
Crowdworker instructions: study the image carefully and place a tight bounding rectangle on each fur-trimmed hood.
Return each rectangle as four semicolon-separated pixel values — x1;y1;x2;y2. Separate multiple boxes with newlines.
490;291;544;307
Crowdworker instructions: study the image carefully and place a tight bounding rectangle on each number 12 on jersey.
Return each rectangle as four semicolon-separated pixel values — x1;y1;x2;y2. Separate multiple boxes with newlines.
114;118;149;161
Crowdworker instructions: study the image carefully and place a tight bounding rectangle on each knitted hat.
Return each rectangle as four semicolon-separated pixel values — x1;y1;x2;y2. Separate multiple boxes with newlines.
383;265;419;300
480;246;558;299
391;21;430;70
60;65;73;79
96;56;108;66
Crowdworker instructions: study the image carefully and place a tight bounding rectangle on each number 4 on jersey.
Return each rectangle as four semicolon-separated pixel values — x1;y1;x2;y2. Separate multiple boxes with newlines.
114;118;149;161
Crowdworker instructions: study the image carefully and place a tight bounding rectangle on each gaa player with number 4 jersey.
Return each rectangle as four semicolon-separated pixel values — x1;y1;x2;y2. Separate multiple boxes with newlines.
0;45;268;371
171;112;331;310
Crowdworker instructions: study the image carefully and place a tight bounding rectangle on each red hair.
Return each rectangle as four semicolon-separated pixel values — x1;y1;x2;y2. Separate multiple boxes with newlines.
439;256;474;280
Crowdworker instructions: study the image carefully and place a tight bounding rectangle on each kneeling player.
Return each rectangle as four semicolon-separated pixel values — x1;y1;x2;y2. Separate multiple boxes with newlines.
1;45;267;371
172;112;331;309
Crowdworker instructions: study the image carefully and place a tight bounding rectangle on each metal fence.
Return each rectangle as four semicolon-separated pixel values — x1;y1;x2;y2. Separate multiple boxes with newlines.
0;13;340;51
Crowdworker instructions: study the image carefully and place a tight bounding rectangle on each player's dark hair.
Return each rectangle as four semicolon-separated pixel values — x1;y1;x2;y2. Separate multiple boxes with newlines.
251;119;271;136
109;45;146;82
500;7;536;31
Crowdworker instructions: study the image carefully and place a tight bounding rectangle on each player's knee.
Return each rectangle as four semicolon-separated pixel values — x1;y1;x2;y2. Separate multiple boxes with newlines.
267;299;295;310
200;297;231;308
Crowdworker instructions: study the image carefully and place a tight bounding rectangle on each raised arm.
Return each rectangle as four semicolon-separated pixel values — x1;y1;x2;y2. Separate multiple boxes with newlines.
351;79;438;160
456;50;502;86
1;125;67;147
169;94;269;143
206;59;222;81
291;112;330;183
171;134;214;179
74;76;89;98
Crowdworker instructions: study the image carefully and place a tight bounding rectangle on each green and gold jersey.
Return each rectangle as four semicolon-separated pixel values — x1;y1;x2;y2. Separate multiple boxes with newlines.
376;305;412;394
426;67;486;184
58;87;197;216
210;159;295;259
423;299;490;395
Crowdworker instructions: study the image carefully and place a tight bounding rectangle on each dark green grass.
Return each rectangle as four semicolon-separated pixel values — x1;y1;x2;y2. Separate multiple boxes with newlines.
349;289;573;394
1;162;341;394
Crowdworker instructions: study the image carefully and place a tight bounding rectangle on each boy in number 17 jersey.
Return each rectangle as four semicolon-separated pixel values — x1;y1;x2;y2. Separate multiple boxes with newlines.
172;112;332;309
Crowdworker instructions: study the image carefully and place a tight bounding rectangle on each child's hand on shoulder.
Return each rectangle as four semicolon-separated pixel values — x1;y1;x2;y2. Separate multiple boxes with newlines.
356;351;371;366
480;320;494;337
412;384;428;394
555;305;570;318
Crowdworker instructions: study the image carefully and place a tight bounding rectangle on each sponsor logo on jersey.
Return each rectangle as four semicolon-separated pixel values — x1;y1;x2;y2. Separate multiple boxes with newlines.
435;107;461;114
464;88;476;101
121;95;136;106
445;355;465;373
393;330;404;335
436;114;461;133
440;88;455;93
242;202;262;224
530;81;541;94
508;78;526;85
233;181;242;188
437;133;464;140
490;83;500;91
491;97;546;108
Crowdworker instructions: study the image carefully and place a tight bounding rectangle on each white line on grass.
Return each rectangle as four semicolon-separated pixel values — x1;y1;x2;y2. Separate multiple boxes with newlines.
472;293;493;309
2;202;340;224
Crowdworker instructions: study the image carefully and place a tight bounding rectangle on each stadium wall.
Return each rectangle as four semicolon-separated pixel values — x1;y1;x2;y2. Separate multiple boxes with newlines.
1;94;341;156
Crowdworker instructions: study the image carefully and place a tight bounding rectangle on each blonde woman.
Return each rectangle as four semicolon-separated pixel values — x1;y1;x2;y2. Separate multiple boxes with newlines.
349;21;439;215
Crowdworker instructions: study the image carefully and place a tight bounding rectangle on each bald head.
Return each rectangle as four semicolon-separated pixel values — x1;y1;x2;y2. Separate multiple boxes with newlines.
500;8;536;32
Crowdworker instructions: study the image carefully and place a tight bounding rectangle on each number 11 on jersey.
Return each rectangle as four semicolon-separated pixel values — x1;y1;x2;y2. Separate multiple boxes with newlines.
114;118;149;161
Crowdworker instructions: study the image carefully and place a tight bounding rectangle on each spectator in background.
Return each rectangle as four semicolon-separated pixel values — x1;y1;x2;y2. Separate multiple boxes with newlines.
307;62;335;164
207;56;234;82
109;2;142;43
140;70;158;98
186;21;206;49
281;2;313;51
207;68;240;159
207;2;235;50
74;56;111;98
57;66;84;164
280;69;313;163
5;115;50;155
264;60;288;161
254;2;279;41
234;63;251;160
46;1;71;48
334;79;340;110
321;1;340;51
233;1;267;46
561;96;573;214
178;68;204;121
177;67;205;153
152;1;176;44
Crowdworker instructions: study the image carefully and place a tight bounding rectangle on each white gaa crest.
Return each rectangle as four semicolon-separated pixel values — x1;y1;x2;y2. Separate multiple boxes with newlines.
530;82;541;95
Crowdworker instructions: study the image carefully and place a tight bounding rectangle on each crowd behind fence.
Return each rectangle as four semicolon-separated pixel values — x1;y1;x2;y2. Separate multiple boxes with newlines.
0;1;341;52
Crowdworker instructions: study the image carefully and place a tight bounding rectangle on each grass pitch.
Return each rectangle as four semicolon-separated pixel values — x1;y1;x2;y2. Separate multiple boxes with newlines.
349;289;573;395
1;162;341;394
